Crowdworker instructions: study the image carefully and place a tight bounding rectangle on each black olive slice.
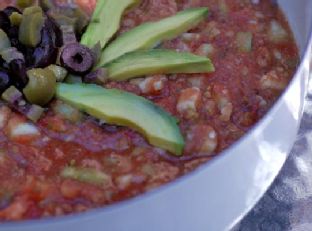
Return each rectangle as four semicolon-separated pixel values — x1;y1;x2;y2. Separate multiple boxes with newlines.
0;70;11;93
9;59;28;89
3;7;22;17
0;11;10;32
60;43;94;75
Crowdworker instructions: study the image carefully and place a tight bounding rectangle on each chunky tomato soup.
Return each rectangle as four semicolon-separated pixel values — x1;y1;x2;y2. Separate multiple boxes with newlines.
0;0;298;220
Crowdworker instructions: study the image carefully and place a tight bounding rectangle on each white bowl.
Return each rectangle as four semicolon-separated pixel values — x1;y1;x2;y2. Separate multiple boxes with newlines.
2;1;312;231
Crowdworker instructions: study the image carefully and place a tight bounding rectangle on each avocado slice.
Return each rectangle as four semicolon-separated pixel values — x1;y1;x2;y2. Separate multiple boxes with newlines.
104;49;214;81
80;0;140;49
98;7;209;66
56;83;184;155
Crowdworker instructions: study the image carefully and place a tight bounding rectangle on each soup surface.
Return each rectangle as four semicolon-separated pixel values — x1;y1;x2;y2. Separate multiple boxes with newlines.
0;0;298;220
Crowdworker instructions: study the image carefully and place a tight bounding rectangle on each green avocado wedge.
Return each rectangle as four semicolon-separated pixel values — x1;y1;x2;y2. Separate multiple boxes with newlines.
56;83;184;155
104;49;214;81
98;7;209;66
80;0;140;49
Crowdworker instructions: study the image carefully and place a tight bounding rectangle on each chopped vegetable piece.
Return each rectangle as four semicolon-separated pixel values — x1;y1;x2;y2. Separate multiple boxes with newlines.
8;122;40;139
23;68;56;106
236;32;253;52
81;0;140;49
53;101;82;123
103;49;214;81
48;6;89;34
25;104;44;122
219;0;229;15
56;83;185;155
65;74;83;84
70;7;89;34
9;12;23;26
0;29;11;51
84;68;108;84
60;25;77;45
196;43;214;57
48;12;76;29
2;86;22;103
47;65;68;82
269;20;288;43
61;166;110;185
60;43;94;75
2;86;44;122
19;6;45;47
0;47;24;63
99;7;208;65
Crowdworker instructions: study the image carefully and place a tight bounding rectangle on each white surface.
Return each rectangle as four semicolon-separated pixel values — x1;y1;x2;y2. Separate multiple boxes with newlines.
1;1;312;231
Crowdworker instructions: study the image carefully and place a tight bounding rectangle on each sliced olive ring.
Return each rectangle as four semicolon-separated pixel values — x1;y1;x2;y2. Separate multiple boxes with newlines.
60;43;94;75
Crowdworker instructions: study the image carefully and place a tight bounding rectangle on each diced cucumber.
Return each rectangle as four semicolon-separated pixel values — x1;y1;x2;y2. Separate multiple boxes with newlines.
236;32;253;52
61;166;110;185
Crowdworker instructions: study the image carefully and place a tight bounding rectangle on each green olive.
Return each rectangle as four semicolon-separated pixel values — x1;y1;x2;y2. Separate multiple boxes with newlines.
0;29;11;52
17;0;35;8
19;7;44;47
9;12;23;26
23;68;57;106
